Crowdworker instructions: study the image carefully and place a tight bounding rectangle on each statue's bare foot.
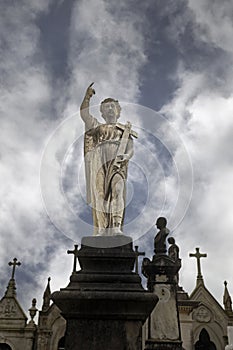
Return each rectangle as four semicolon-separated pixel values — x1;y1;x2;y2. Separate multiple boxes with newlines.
111;227;123;235
96;228;107;236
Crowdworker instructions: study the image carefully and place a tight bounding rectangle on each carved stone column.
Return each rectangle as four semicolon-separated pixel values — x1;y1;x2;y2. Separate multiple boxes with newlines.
52;235;158;350
142;254;182;350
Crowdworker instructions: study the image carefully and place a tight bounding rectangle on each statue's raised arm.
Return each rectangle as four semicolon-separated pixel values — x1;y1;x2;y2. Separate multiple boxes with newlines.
80;82;97;131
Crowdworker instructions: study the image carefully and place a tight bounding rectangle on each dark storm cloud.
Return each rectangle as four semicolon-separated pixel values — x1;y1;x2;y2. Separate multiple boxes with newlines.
36;0;72;80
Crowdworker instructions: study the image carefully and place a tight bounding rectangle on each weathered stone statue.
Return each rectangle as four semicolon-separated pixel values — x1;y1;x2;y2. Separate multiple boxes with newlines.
168;237;179;260
80;83;137;235
168;237;180;285
154;217;170;254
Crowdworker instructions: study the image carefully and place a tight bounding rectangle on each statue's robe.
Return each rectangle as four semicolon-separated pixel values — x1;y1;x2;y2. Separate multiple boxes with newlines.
84;120;131;234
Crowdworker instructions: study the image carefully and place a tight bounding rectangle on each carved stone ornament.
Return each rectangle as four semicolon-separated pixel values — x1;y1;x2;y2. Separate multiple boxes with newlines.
154;284;171;303
193;305;211;323
0;299;17;318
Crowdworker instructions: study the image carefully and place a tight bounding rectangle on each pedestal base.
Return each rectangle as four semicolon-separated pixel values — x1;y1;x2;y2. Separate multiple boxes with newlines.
145;340;183;350
66;319;142;350
52;235;158;350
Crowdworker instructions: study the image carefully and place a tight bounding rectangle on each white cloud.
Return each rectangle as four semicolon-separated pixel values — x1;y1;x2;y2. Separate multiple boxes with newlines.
187;0;233;52
160;64;233;302
67;0;148;111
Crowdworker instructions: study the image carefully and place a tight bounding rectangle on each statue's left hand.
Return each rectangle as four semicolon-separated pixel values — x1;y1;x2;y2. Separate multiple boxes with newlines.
120;154;130;161
115;154;130;166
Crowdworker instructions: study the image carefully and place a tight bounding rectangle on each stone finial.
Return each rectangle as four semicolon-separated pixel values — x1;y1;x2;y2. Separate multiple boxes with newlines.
28;298;38;324
223;281;233;314
42;277;51;311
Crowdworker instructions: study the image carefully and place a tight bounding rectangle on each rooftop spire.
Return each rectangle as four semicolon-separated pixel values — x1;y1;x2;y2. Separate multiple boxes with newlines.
189;248;207;286
5;258;21;297
42;277;51;311
223;281;233;315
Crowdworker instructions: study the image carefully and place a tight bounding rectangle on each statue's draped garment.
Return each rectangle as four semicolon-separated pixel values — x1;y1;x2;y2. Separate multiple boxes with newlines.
84;117;131;234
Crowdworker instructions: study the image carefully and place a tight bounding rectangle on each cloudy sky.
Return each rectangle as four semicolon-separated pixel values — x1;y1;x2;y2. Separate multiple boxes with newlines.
1;0;233;316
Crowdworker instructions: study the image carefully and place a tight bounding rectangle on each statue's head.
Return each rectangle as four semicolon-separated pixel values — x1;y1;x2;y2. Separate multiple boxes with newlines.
168;237;175;244
156;217;167;230
100;98;121;122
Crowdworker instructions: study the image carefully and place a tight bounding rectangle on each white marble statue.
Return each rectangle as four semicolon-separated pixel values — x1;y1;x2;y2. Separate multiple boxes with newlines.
80;83;137;236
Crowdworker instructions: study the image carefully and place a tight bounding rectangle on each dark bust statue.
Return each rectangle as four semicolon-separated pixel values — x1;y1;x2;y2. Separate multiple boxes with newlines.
154;217;170;255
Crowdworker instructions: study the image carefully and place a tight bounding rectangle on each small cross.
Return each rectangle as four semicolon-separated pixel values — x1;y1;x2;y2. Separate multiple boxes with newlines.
189;248;207;279
8;258;21;279
134;246;145;274
67;245;79;274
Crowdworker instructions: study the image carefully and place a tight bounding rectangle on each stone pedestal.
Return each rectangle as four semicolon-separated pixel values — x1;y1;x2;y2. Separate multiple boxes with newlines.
142;254;182;350
52;235;158;350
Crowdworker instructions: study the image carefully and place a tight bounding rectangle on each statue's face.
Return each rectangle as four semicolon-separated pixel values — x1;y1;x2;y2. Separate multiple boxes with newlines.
102;102;118;123
156;218;166;230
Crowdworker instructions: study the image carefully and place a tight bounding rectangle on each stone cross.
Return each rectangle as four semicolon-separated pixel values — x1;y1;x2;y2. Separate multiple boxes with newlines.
67;245;79;274
134;246;145;274
8;258;21;279
189;248;207;279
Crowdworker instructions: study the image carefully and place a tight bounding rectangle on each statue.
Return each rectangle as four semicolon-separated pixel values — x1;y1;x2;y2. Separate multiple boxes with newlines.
168;237;180;284
154;217;170;254
80;83;138;235
168;237;179;261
